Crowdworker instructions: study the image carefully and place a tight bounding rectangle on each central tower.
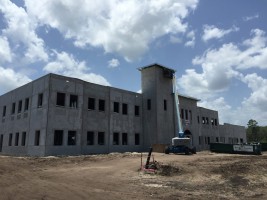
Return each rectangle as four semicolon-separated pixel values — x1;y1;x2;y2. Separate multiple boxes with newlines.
139;63;177;149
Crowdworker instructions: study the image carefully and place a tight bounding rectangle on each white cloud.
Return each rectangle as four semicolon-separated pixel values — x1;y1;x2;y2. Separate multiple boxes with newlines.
24;0;198;61
0;0;48;62
0;66;32;94
0;36;12;63
43;51;110;86
202;25;239;42
185;30;195;47
108;58;120;68
178;29;267;126
170;35;182;44
243;14;259;21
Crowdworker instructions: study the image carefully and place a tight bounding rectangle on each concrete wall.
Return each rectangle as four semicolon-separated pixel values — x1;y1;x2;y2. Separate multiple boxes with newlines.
219;123;247;144
0;75;50;156
140;65;176;149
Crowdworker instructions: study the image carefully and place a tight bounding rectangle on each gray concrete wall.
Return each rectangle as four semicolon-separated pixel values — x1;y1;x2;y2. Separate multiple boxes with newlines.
0;74;50;156
140;65;176;149
219;123;247;144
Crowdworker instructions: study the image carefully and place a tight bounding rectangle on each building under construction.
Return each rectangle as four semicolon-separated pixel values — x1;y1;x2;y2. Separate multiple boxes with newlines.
0;64;246;156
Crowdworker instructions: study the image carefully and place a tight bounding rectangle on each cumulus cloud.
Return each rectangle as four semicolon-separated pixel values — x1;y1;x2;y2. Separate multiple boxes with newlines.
169;35;182;44
0;66;32;94
202;25;239;42
108;58;120;68
0;0;48;62
0;36;12;63
43;51;110;86
24;0;198;61
185;30;195;47
178;29;267;125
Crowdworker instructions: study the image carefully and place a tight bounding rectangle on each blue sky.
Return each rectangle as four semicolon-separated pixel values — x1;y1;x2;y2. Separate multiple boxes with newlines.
0;0;267;126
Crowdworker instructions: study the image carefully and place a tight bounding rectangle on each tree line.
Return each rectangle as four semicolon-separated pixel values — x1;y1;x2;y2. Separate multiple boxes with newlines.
246;119;267;143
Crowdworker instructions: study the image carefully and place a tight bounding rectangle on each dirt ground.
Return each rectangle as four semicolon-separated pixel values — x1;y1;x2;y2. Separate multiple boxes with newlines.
0;151;267;200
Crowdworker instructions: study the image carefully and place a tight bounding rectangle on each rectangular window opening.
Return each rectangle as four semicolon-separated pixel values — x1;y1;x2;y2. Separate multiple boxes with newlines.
135;105;139;116
9;133;12;146
98;132;105;145
99;99;105;112
2;106;6;117
88;98;95;110
147;99;151;110
68;131;76;145
113;132;119;145
69;95;78;108
122;133;128;145
15;132;19;146
113;102;119;113
197;116;200;124
164;99;167;111
206;117;209;124
54;130;63;146
18;100;22;113
202;117;205;124
21;132;26;146
181;109;184;119
122;103;128;115
185;109;188;120
11;102;16;114
135;133;140;145
87;131;94;145
24;98;29;111
35;130;40;146
56;92;66;106
38;93;43;107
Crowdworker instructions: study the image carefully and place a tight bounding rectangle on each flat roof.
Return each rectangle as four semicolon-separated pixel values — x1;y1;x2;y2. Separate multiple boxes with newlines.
138;63;176;73
178;94;200;101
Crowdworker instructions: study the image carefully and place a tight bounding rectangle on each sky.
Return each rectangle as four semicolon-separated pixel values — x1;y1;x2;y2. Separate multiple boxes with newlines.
0;0;267;127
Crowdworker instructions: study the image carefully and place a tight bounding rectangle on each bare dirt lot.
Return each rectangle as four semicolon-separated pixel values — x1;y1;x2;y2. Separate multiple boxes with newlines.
0;151;267;200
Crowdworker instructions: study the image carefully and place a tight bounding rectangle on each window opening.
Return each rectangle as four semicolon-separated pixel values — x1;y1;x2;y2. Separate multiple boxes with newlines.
122;103;128;115
114;102;119;113
54;130;63;146
88;98;95;110
18;100;22;113
122;133;128;145
24;98;29;111
21;132;26;146
2;106;6;117
164;99;167;111
135;133;140;145
99;99;105;111
98;132;105;145
35;130;40;146
15;132;19;146
113;132;119;145
11;102;16;114
56;92;65;106
147;99;151;110
9;133;12;146
68;131;76;145
87;131;94;145
38;93;43;107
135;105;139;116
69;95;78;108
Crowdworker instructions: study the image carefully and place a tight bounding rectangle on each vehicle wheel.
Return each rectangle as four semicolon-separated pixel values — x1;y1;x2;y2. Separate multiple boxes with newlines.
192;147;197;154
185;147;190;155
165;147;170;154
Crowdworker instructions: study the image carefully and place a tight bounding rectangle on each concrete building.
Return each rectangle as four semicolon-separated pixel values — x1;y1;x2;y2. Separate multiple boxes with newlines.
0;64;246;156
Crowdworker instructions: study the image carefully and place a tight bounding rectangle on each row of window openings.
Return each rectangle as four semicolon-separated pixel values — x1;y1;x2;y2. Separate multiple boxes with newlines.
8;132;27;146
2;98;30;117
57;93;141;116
147;99;167;111
27;130;140;146
198;136;243;145
180;109;192;121
197;116;218;126
2;93;44;118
